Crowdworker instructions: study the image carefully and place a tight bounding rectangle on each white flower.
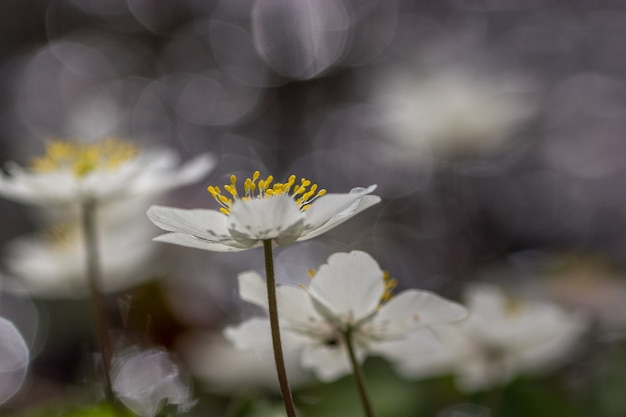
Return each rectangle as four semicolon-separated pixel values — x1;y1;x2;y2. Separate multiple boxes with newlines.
0;316;29;405
0;138;215;205
376;68;535;159
147;172;380;252
113;348;194;417
225;251;467;382
395;284;590;392
4;205;157;298
178;332;310;393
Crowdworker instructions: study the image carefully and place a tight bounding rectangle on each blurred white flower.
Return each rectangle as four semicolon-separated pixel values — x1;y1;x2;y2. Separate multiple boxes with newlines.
396;283;589;392
0;138;215;206
0;316;29;405
376;68;535;159
178;332;310;393
4;204;157;298
147;172;380;252
226;251;467;382
113;347;194;417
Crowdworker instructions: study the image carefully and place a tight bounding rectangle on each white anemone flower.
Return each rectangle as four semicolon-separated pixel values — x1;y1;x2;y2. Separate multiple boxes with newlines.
113;348;194;417
225;251;468;382
396;284;590;392
179;332;310;393
4;207;157;298
147;172;380;252
0;138;215;206
377;68;535;159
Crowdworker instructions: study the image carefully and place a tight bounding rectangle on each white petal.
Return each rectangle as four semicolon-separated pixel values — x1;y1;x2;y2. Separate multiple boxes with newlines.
171;153;217;185
238;271;269;310
302;185;379;234
154;232;252;252
225;318;273;352
368;290;467;335
0;317;29;405
277;285;327;327
0;168;77;205
300;194;381;241
228;195;305;243
368;328;442;363
130;153;216;196
113;348;192;417
300;344;359;382
147;206;231;241
181;332;309;392
393;345;457;382
308;251;385;324
238;272;326;327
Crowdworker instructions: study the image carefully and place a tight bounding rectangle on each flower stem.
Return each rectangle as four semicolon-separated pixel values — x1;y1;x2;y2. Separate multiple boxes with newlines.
343;329;376;417
262;240;297;417
81;198;115;402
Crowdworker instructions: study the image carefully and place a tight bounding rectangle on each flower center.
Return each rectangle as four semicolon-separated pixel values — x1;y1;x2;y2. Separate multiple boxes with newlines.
30;138;138;178
503;294;525;317
40;223;79;249
379;271;397;305
207;171;327;215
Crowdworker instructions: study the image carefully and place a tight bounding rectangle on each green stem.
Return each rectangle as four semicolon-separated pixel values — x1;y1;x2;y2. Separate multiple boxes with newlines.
263;240;297;417
81;199;115;402
343;329;376;417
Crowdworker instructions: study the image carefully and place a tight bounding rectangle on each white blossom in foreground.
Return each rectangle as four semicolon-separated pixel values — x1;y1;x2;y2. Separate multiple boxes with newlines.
395;284;590;392
4;206;157;298
0;316;29;405
0;138;215;206
113;348;194;417
226;251;468;382
147;172;380;252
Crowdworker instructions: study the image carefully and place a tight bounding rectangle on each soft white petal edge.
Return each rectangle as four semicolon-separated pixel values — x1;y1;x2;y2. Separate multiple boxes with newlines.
153;232;251;252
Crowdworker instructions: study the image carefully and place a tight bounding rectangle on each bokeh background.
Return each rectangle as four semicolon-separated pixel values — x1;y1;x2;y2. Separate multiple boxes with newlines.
0;0;626;416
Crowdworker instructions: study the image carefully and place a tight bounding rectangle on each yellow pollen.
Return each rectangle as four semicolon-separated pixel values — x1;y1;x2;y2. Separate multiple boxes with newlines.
207;171;327;215
379;271;397;304
504;295;525;316
30;138;137;178
307;268;317;279
42;223;79;248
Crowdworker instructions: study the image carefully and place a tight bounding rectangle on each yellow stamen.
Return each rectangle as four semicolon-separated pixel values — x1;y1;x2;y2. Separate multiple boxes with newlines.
379;271;397;304
43;223;77;247
30;138;137;178
207;172;327;215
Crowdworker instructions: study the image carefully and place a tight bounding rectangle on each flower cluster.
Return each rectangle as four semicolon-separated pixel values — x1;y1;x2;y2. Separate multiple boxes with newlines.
394;284;589;392
0;137;594;416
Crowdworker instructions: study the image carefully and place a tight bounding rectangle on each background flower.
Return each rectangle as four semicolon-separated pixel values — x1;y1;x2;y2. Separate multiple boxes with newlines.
0;316;29;406
396;283;590;392
3;202;158;297
178;331;310;394
0;140;215;206
112;347;194;417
